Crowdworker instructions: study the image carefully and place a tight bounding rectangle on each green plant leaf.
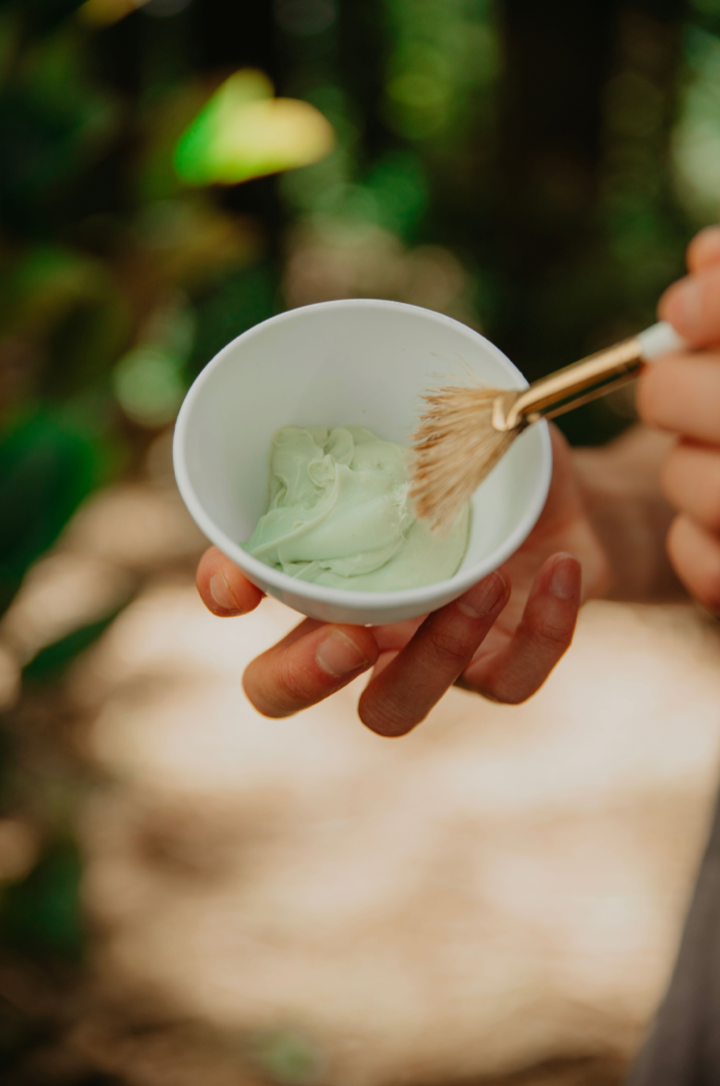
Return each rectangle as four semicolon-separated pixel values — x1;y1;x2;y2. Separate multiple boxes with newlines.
0;407;116;614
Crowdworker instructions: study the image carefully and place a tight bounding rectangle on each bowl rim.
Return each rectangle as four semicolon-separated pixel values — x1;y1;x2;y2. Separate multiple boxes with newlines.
173;298;552;613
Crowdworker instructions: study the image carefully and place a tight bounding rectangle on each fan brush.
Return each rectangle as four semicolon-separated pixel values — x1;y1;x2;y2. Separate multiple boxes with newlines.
409;321;687;530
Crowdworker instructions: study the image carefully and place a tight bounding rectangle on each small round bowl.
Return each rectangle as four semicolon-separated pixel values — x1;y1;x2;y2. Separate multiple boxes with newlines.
173;299;552;626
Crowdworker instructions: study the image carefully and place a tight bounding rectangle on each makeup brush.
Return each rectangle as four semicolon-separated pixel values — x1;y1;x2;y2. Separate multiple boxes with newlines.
409;321;687;529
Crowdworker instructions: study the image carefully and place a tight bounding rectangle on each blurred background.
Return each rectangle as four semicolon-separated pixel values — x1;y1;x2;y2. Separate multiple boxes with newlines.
2;0;720;1083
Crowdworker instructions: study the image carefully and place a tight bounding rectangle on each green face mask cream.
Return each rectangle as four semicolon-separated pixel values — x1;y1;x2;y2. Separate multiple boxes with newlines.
244;425;470;592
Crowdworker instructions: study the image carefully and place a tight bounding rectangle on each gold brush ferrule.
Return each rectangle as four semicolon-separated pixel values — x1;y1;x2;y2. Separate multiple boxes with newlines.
492;336;644;432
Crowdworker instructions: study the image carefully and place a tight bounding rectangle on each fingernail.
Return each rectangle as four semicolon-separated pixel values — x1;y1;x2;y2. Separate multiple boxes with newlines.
457;571;507;618
316;630;369;677
549;555;579;600
667;276;702;331
210;572;239;612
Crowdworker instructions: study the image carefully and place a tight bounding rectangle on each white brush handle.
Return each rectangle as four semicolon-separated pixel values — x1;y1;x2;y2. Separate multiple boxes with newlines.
637;321;688;361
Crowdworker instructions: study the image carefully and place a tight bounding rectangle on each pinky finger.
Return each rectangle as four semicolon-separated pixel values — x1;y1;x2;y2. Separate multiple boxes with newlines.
462;553;581;704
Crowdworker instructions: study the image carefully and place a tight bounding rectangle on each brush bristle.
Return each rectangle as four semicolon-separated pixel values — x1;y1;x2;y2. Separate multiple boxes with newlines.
409;383;516;530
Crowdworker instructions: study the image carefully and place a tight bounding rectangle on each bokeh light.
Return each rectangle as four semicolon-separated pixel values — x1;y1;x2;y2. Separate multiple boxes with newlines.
275;0;336;37
79;0;149;26
174;69;335;186
79;0;192;25
112;346;186;427
673;27;720;220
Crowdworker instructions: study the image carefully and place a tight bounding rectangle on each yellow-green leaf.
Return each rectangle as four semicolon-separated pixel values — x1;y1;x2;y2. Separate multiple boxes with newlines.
174;70;335;186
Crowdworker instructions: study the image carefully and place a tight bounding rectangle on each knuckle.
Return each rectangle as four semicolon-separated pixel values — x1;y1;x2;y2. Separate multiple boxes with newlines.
535;617;571;655
277;655;312;706
425;628;470;670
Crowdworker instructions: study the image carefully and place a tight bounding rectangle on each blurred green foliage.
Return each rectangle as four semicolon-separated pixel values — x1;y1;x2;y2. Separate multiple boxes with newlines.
22;609;121;683
0;839;84;961
0;0;717;1076
188;262;278;376
0;407;115;611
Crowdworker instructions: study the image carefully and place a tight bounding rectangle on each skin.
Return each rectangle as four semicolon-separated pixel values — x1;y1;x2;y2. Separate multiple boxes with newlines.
196;225;720;736
637;224;720;614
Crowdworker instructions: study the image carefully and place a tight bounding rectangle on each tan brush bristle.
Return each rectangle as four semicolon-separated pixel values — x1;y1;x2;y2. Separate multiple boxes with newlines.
409;330;664;528
409;383;515;530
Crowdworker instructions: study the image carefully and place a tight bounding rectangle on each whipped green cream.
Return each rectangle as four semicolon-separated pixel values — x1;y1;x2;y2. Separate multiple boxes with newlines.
244;425;470;592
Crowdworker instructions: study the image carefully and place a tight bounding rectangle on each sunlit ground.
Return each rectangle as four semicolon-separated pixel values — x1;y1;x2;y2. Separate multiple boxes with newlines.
2;433;720;1086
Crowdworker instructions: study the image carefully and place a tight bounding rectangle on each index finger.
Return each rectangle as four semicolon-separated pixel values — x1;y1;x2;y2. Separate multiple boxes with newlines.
687;225;720;273
358;571;510;737
637;349;720;443
658;262;720;347
243;619;379;718
196;546;265;617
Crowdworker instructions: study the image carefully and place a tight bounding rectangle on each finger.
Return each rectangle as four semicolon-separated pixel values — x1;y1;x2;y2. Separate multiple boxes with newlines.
196;546;265;617
243;621;379;718
370;618;424;653
662;441;720;534
658;262;720;346
371;650;400;680
667;514;720;615
358;571;509;738
687;226;720;273
461;553;581;705
637;350;720;443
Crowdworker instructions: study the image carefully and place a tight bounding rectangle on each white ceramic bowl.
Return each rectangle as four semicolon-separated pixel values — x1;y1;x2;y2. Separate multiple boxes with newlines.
173;299;552;626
